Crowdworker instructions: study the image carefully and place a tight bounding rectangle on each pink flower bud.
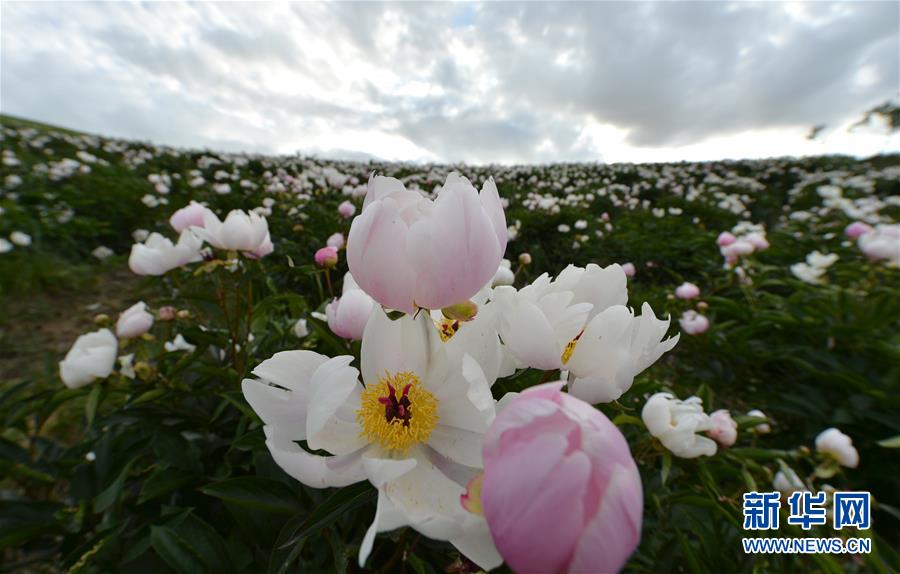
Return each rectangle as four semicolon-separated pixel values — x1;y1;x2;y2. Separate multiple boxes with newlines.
621;262;636;277
315;246;339;268
675;282;700;300
158;306;177;321
679;310;710;335
716;231;736;247
480;383;643;574
116;302;154;339
518;252;532;265
327;232;345;249
707;409;738;447
844;221;872;240
338;200;356;219
169;201;207;233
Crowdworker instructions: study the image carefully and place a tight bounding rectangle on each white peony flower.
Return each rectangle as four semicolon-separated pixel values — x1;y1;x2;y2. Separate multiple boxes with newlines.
815;428;859;468
129;230;203;276
164;334;197;353
116;301;154;339
566;303;678;403
59;329;118;389
241;307;501;570
642;392;717;458
191;208;273;259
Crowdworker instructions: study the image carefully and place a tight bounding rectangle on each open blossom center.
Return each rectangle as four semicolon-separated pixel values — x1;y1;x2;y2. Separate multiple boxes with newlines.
357;371;438;452
561;328;585;364
437;318;461;342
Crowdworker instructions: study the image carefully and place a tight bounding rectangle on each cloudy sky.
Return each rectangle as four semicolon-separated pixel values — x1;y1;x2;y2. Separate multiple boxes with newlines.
2;1;898;164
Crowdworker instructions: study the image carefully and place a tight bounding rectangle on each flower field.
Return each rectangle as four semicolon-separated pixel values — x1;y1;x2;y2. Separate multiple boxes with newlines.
2;113;899;573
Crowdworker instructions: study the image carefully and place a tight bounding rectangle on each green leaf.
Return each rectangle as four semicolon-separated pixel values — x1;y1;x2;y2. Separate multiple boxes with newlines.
150;525;208;574
139;466;199;504
94;457;138;513
876;434;900;448
199;477;304;515
661;452;672;486
85;383;103;426
278;481;374;549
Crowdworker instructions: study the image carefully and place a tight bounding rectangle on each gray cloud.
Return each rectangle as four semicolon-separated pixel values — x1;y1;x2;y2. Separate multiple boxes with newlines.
2;1;897;163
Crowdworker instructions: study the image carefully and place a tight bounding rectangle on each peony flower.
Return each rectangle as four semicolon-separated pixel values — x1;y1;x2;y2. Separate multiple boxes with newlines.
326;273;375;341
707;409;737;447
492;259;515;287
158;306;177;321
479;383;642;574
191;209;273;258
674;282;700;300
315;246;339;268
59;328;118;389
747;409;771;433
678;310;709;335
293;318;309;338
565;303;678;403
241;307;502;570
327;232;345;249
716;231;736;247
858;224;900;266
721;240;755;266
164;334;196;353
116;301;154;339
642;393;717;458
744;232;769;251
492;274;593;371
119;354;136;379
338;200;357;219
169;201;207;233
10;231;32;246
621;262;636;277
815;428;859;468
844;221;872;240
129;230;203;276
0;238;12;253
347;172;506;314
550;263;627;321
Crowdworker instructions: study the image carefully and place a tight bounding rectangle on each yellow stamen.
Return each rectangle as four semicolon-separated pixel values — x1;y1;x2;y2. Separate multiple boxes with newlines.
561;328;585;364
356;371;439;453
437;318;461;342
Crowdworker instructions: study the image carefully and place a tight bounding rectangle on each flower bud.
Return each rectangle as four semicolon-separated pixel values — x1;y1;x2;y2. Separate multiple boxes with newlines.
315;246;339;268
158;306;177;321
441;300;478;322
518;252;532;265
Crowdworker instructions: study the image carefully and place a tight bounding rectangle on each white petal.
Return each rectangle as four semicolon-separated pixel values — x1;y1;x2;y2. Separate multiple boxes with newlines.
361;307;447;388
263;426;367;488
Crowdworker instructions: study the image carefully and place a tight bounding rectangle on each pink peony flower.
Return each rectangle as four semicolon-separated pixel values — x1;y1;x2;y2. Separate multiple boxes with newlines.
844;221;872;240
707;409;738;447
169;201;207;233
338;200;357;219
675;282;700;300
158;306;177;321
325;273;374;340
116;302;154;339
480;383;643;574
315;246;339;268
679;310;710;335
327;232;345;249
716;231;736;247
347;172;506;314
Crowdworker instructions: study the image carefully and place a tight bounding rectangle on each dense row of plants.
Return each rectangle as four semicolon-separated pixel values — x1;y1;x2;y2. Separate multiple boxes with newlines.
2;115;899;573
